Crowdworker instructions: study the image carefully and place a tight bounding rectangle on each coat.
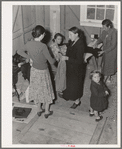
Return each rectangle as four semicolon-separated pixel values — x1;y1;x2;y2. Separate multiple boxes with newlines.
97;28;117;76
63;38;85;101
90;80;109;112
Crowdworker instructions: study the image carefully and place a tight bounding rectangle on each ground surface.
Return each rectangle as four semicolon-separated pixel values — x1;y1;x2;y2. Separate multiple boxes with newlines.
12;61;118;146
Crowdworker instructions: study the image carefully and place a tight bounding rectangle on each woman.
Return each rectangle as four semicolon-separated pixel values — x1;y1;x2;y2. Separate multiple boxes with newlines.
17;25;56;118
94;19;117;83
60;27;85;109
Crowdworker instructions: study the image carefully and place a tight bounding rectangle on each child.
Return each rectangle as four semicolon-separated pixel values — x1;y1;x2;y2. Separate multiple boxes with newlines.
50;33;65;62
89;70;109;122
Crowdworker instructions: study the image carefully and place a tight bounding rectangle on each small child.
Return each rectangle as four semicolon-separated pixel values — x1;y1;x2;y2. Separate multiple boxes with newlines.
50;33;65;62
89;70;109;122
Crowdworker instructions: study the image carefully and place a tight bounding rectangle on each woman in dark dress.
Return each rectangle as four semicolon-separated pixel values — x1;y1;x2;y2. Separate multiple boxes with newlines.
60;27;85;108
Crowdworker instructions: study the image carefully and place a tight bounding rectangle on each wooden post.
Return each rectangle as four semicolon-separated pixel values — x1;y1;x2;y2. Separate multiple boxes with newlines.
21;6;25;44
50;5;60;38
43;5;45;27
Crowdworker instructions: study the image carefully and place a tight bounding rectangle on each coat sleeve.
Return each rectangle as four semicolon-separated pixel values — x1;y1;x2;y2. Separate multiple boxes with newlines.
105;29;117;53
67;40;85;65
90;82;106;97
101;81;109;92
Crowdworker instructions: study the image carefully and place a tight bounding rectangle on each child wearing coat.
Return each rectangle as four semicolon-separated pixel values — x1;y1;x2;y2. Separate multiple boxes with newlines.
89;70;109;122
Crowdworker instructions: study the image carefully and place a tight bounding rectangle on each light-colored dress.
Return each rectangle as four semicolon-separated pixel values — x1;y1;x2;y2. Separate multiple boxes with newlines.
50;42;67;92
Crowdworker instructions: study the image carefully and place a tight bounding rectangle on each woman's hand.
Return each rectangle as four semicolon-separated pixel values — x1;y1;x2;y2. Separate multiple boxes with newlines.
30;59;33;66
61;56;69;61
105;90;109;95
93;41;98;49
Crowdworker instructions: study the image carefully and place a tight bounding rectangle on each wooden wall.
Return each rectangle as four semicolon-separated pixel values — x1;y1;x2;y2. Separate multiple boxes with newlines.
13;5;50;55
60;5;101;44
13;5;102;55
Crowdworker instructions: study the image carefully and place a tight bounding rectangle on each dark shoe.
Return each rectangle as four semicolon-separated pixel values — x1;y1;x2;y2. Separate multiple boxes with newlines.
89;113;94;117
70;101;81;109
95;115;103;122
89;110;94;117
58;92;63;98
37;109;45;117
44;111;53;119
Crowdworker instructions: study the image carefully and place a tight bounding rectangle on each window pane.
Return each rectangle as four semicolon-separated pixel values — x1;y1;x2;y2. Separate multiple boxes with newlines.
106;5;115;8
97;5;105;7
96;9;105;20
87;5;95;7
87;8;95;19
106;9;114;21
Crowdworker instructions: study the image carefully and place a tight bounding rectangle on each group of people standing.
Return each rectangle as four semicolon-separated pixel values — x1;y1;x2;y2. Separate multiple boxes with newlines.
17;19;117;121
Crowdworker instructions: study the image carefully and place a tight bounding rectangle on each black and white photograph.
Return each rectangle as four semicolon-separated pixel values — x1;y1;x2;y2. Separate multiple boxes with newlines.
2;1;121;148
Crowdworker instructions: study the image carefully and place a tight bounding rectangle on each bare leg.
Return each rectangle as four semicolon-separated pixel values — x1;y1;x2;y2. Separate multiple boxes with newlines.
45;102;50;114
74;98;80;104
94;110;100;119
37;102;45;116
37;103;41;112
25;86;29;103
70;98;81;109
89;107;94;114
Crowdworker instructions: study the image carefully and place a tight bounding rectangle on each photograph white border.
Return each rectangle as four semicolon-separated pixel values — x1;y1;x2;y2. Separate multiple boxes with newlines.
2;1;121;148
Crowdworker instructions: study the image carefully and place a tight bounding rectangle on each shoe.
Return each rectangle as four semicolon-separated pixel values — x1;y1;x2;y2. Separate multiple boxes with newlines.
95;115;103;122
44;111;53;118
89;110;94;117
58;92;63;98
70;101;81;109
37;109;45;116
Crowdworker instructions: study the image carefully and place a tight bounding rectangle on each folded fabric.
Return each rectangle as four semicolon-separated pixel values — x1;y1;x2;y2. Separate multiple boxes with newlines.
86;46;102;58
55;60;66;92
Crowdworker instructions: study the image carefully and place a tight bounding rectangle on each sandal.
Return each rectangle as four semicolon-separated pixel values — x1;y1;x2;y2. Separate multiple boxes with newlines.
44;111;53;119
58;92;63;98
37;109;45;117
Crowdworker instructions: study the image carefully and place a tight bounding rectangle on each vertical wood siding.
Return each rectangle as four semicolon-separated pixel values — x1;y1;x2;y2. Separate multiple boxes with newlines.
13;5;101;55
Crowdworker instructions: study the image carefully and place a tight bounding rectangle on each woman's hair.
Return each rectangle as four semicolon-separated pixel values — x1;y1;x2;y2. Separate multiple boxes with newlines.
32;25;45;38
89;70;102;79
52;33;65;42
69;26;82;38
102;19;113;28
69;26;87;50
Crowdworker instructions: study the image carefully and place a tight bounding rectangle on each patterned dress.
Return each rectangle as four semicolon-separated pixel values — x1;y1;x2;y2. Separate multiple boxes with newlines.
29;67;55;104
18;40;55;104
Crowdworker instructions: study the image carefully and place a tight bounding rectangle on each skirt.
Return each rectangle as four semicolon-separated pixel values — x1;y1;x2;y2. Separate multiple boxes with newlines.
29;67;55;104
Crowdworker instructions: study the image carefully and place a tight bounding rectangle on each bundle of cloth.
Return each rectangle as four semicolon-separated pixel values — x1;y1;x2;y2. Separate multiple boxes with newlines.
12;53;30;101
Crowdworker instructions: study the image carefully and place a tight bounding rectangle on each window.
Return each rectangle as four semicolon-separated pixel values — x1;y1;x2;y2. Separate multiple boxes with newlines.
80;5;117;28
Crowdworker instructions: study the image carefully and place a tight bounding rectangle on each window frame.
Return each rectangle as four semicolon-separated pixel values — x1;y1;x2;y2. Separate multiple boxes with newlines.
80;5;117;28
